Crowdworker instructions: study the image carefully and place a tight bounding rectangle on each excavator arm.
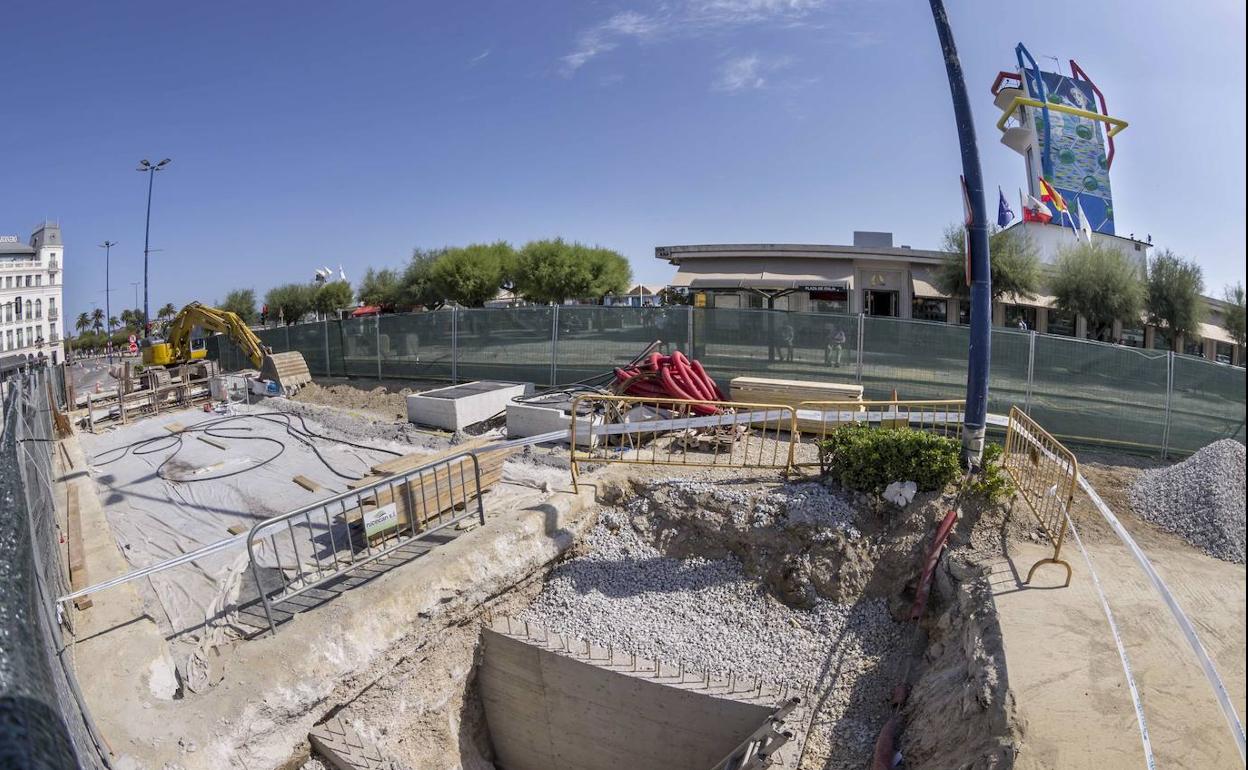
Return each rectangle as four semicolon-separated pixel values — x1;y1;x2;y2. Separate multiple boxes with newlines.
148;302;312;392
166;302;268;368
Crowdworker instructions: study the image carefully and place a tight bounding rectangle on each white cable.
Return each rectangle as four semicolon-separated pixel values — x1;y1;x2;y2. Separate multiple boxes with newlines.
1064;512;1157;769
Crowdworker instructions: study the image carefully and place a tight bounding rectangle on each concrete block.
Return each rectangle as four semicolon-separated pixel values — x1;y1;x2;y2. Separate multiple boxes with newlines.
406;381;532;431
506;399;603;447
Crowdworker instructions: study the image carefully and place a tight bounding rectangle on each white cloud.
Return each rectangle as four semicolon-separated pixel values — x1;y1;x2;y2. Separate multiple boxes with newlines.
561;10;660;75
714;55;766;91
713;53;793;91
560;1;827;75
468;49;491;65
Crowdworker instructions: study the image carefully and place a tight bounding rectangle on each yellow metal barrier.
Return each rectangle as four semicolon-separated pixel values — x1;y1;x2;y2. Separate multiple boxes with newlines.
995;95;1128;138
568;395;797;490
1002;406;1078;587
794;400;966;466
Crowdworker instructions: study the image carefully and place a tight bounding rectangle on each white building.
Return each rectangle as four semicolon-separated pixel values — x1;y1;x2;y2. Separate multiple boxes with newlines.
1;222;65;365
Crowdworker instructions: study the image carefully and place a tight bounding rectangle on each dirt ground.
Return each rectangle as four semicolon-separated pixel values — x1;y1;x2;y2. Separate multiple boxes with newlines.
991;452;1246;769
292;377;445;422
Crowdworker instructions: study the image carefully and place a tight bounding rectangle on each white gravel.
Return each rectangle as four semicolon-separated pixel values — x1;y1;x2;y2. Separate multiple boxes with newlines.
1129;439;1246;564
516;519;901;688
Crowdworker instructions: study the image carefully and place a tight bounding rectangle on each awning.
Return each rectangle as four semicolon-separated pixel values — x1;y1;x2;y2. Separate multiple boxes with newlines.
351;305;381;317
685;278;846;291
999;292;1056;309
1198;322;1235;345
910;270;949;299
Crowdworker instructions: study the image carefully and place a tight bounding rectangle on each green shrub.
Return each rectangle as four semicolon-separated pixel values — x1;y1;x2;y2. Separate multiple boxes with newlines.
818;425;961;494
966;442;1013;504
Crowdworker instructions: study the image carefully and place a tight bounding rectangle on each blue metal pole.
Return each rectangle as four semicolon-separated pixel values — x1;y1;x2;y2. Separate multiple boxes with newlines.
142;168;154;340
928;0;991;467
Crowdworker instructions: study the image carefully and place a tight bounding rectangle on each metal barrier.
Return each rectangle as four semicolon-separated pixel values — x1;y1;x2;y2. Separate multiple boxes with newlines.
793;399;965;468
1001;405;1078;586
568;394;797;490
247;451;484;635
0;368;110;768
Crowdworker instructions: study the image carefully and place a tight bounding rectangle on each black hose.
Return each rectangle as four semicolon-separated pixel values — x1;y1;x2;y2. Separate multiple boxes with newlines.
91;410;403;483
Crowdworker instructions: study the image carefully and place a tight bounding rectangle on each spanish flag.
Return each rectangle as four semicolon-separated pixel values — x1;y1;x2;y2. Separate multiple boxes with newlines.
1039;178;1068;214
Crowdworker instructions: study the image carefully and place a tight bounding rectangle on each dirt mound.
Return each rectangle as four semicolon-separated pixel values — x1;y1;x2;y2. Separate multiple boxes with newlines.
621;477;956;607
294;381;415;421
1129;439;1246;563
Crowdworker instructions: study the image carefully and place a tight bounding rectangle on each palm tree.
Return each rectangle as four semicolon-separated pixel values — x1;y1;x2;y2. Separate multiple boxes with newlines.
109;316;120;331
90;308;105;333
159;302;177;320
75;312;91;335
120;309;134;329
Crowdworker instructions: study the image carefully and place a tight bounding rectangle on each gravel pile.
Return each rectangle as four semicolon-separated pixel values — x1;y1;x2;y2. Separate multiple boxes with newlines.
1129;439;1246;564
517;520;901;688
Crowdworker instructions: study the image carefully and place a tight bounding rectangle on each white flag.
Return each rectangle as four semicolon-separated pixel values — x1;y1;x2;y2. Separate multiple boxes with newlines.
1077;196;1094;243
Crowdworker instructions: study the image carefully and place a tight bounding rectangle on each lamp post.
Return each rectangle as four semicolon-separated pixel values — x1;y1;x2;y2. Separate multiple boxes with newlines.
137;158;171;340
927;0;991;468
99;240;116;362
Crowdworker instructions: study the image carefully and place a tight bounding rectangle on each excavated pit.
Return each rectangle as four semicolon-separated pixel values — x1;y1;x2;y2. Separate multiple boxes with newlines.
296;471;1021;770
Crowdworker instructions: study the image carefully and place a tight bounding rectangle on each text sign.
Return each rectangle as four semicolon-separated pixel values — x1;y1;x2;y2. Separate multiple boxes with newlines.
0;236;19;243
363;502;399;538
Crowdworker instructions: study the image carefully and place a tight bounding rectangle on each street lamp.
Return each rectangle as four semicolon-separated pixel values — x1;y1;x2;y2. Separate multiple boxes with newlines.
137;157;171;340
99;240;116;362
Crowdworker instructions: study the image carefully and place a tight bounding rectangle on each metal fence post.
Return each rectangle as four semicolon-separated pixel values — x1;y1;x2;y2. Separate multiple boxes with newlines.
687;304;694;354
285;324;290;353
1161;350;1174;459
855;313;865;385
1024;330;1036;414
323;320;331;377
450;306;459;385
375;313;382;380
550;304;560;386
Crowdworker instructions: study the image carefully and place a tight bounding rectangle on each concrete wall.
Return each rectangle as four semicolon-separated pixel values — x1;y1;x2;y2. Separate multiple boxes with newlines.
479;628;772;770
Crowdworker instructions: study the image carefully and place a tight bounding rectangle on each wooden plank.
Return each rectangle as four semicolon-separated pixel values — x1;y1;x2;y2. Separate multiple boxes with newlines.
227;524;247;535
164;422;186;434
197;435;228;450
66;486;93;611
292;474;322;492
369;436;495;476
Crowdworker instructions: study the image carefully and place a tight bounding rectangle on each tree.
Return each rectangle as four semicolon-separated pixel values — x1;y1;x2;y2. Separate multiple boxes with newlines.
158;302;177;320
220;288;258;324
75;312;90;335
108;316;120;331
513;239;633;304
265;283;316;324
1146;250;1204;351
357;268;401;308
313;280;353;315
1050;242;1145;340
429;242;515;307
937;225;1042;302
398;248;447;309
90;308;104;332
1224;283;1246;350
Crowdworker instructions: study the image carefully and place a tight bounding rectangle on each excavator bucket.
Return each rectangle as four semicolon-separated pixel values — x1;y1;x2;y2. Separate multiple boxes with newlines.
260;351;312;393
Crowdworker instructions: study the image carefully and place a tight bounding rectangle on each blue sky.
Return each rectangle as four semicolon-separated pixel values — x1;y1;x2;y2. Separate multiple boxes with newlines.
4;0;1244;322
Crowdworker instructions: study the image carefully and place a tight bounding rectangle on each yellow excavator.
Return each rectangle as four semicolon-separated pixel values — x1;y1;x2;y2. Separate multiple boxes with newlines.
142;302;312;392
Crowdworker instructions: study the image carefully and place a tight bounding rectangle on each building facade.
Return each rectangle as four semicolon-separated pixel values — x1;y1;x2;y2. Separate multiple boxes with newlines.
656;230;1242;366
1;222;65;364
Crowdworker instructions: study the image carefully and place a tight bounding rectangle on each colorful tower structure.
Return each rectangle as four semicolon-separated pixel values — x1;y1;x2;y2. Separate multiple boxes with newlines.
991;43;1128;234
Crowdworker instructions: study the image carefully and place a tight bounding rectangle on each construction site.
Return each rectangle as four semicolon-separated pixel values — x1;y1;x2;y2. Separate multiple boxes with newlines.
1;304;1242;770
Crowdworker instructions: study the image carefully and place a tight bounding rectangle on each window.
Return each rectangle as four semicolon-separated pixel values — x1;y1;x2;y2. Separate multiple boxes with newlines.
25;300;32;318
35;299;41;319
1183;337;1204;357
808;286;849;314
957;300;971;325
35;275;41;287
14;296;22;320
4;276;10;288
1215;341;1233;364
1152;329;1172;350
1121;324;1145;348
1046;308;1075;337
5;330;11;349
16;328;23;348
911;297;948;322
1004;304;1037;331
4;303;10;322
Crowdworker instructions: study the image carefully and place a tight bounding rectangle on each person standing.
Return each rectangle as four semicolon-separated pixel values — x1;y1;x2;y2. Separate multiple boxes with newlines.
825;323;846;367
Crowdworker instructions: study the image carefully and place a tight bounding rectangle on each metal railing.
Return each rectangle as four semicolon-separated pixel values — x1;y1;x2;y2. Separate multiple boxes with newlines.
1001;405;1079;587
247;450;484;635
568;394;797;490
710;697;801;770
794;399;966;466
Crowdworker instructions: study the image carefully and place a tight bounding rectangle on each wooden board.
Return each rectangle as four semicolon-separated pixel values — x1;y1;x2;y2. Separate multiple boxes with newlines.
730;376;863;402
163;422;186;433
66;486;92;611
292;474;322;492
197;435;228;450
368;436;495;477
